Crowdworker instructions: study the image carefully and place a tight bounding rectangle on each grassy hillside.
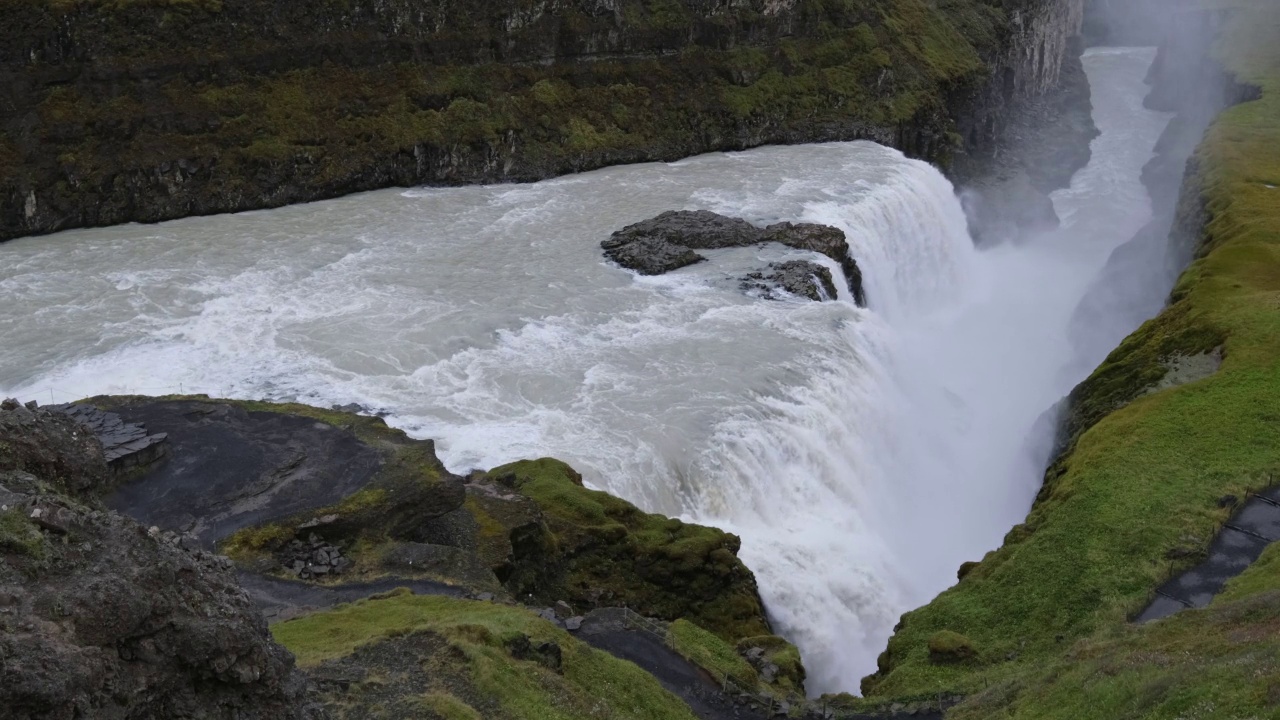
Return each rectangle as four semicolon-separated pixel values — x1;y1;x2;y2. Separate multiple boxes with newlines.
860;2;1280;715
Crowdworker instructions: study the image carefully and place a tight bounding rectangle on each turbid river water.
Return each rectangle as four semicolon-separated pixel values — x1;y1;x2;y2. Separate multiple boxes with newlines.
0;47;1170;693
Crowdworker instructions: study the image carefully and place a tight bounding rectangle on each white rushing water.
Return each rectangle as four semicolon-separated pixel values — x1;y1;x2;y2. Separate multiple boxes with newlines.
0;48;1169;693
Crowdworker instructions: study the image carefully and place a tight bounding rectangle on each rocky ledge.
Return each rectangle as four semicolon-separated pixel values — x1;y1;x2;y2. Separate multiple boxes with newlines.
0;400;320;719
5;395;814;717
602;210;867;305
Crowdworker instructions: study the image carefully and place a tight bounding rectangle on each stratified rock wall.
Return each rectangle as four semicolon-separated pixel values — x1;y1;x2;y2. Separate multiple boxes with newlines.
1;0;1088;243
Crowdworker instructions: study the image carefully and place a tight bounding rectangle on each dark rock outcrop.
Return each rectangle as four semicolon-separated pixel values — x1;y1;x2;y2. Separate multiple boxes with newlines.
955;34;1099;245
0;398;107;497
762;222;867;305
89;398;773;643
0;401;321;720
600;234;707;276
742;261;839;302
603;210;866;305
49;403;169;475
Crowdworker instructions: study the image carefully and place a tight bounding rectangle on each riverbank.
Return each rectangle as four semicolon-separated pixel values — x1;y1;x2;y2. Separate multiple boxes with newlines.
859;1;1280;715
0;0;1089;243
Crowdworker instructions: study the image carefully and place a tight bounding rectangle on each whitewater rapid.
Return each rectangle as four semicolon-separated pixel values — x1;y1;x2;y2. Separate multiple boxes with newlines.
0;48;1169;693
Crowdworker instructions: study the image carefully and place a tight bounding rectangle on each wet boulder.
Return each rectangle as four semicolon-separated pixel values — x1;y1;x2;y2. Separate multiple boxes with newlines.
602;210;866;306
761;222;866;305
742;260;839;302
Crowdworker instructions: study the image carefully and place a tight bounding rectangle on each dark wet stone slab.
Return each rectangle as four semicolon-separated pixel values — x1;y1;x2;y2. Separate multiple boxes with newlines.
102;400;381;546
239;572;466;623
1134;594;1192;624
1229;501;1280;541
1150;527;1270;610
50;403;168;472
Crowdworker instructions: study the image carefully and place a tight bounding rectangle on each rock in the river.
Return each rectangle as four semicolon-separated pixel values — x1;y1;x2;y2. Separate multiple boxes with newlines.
601;210;866;305
761;222;866;305
601;234;705;275
742;260;839;302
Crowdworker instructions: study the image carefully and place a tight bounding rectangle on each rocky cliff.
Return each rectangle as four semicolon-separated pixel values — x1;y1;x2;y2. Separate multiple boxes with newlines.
4;394;814;717
1;0;1085;242
0;399;322;719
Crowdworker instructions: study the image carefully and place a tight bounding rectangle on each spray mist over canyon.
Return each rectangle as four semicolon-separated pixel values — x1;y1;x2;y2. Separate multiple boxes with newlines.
0;48;1177;695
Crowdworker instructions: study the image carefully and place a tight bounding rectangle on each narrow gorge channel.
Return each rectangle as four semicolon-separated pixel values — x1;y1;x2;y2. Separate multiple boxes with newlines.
0;47;1170;697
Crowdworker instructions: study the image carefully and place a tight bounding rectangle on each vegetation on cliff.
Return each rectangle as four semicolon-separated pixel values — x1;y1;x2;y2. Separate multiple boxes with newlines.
861;1;1280;716
0;0;1043;240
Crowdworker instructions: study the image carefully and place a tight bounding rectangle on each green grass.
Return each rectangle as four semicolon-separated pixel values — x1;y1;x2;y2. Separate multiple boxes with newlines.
861;0;1280;710
272;590;700;720
669;618;759;687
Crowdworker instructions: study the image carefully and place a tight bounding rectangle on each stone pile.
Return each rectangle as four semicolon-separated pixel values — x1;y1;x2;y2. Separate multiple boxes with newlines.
281;534;351;579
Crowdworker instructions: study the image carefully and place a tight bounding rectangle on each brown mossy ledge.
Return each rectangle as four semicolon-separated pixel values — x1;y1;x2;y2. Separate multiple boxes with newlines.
471;458;772;641
0;0;1086;242
184;399;771;642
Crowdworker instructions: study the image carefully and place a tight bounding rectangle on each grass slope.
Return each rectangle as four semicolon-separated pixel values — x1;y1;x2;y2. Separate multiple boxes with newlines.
272;590;700;720
860;1;1280;714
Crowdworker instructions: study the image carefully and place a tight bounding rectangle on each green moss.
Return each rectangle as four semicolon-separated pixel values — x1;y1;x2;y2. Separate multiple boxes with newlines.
3;0;1012;226
484;458;771;641
670;619;759;686
219;522;293;558
738;635;806;693
947;590;1280;720
416;692;482;720
0;508;44;560
926;630;976;663
272;592;699;720
862;0;1280;705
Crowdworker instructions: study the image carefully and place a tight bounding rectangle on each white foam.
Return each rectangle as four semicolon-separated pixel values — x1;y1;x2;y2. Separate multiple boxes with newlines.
0;47;1171;699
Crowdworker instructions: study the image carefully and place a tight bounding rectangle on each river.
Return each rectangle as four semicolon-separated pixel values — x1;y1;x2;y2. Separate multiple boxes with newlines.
0;47;1170;693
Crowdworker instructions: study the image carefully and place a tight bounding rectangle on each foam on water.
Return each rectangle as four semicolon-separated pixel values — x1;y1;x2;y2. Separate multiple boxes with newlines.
0;48;1170;694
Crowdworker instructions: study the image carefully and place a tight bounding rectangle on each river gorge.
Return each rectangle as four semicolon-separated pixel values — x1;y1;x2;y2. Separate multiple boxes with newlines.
0;42;1177;698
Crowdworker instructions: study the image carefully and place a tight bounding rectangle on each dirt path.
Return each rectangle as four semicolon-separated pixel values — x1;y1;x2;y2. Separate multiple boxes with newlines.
239;572;468;622
1136;487;1280;623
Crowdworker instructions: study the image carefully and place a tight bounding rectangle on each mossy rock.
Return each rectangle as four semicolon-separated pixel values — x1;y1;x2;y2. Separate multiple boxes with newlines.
475;458;772;641
735;633;807;692
0;507;45;561
927;630;976;663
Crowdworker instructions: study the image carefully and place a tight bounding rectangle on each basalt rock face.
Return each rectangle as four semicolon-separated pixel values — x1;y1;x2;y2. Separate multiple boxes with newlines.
2;0;1089;243
603;210;866;304
951;0;1098;244
0;401;321;720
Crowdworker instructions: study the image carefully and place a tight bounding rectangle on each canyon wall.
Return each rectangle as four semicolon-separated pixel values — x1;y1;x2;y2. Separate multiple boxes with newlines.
0;0;1084;242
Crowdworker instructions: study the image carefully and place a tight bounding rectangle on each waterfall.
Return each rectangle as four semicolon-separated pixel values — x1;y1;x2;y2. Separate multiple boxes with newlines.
0;47;1168;698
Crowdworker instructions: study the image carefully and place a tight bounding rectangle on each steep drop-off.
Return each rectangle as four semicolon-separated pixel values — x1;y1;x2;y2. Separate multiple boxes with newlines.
859;2;1280;716
0;0;1086;242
